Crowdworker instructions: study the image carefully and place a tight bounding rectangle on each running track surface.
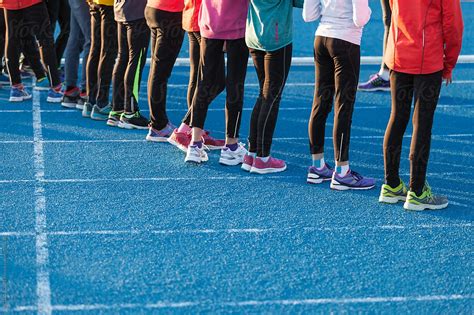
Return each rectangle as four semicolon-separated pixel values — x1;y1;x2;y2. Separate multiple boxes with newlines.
1;2;473;313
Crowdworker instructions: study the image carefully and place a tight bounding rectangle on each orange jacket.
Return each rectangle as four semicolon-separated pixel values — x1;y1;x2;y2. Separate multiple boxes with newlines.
0;0;42;10
182;0;201;32
385;0;463;78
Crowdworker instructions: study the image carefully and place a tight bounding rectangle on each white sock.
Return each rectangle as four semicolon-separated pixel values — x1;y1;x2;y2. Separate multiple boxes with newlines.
312;157;325;169
260;156;270;163
378;68;390;81
336;164;350;176
248;152;256;157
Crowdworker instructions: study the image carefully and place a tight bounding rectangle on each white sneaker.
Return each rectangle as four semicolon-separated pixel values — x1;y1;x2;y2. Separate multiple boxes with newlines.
219;143;247;166
185;145;208;163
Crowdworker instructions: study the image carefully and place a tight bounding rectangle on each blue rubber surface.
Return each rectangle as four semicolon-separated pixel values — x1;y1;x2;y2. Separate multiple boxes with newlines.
1;1;473;313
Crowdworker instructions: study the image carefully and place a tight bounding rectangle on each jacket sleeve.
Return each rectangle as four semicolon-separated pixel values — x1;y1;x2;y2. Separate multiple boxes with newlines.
352;0;371;28
442;0;464;78
302;0;321;22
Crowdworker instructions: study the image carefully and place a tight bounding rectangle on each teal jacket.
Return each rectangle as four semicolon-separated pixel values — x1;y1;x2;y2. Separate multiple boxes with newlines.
246;0;304;52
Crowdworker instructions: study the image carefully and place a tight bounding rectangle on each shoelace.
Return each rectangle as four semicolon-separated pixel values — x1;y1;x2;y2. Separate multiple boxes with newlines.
350;170;363;181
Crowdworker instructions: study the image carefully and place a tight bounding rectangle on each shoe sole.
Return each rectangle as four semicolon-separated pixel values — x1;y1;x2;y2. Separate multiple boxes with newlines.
403;201;448;211
106;119;120;127
76;104;85;110
250;165;287;174
219;157;243;166
118;121;149;130
330;180;375;191
9;96;30;102
307;174;331;184
82;111;91;118
167;137;188;153
61;102;77;108
241;163;252;172
90;114;108;121
47;97;62;103
378;195;406;204
185;154;209;163
358;87;390;92
146;135;170;142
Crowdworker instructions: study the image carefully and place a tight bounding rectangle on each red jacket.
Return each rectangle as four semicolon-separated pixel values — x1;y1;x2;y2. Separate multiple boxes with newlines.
385;0;463;78
0;0;42;10
182;0;201;32
147;0;183;12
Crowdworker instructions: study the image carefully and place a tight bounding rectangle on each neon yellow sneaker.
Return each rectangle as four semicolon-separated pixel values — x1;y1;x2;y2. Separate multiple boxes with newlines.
379;180;408;204
403;183;448;211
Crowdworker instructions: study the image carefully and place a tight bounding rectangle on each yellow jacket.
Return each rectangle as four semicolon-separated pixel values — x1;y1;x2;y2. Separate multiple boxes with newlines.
93;0;114;6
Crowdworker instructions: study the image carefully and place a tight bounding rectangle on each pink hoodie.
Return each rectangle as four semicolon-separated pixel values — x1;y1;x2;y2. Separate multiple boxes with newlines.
198;0;248;40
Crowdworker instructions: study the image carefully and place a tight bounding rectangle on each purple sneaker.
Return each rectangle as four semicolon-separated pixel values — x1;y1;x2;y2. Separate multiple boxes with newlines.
146;123;174;142
358;74;390;92
307;163;334;184
330;169;375;190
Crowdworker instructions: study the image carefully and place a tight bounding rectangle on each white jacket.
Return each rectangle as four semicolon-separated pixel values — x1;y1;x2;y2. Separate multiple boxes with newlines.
302;0;371;45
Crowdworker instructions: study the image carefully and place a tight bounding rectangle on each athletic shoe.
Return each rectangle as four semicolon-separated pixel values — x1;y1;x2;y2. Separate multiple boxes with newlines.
250;156;287;174
185;144;209;163
403;184;448;211
106;111;123;127
76;92;87;110
202;130;225;150
241;153;255;172
379;180;408;203
358;74;390;92
47;86;63;103
307;163;334;184
20;64;34;78
219;143;247;166
167;129;192;152
61;87;80;108
119;111;149;130
9;85;31;102
34;77;50;91
146;123;174;142
82;102;93;118
330;169;375;190
0;73;10;86
91;104;112;121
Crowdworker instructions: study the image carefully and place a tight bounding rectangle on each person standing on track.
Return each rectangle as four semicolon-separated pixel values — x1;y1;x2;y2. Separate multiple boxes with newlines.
184;0;249;165
61;0;91;110
106;0;150;129
167;0;225;153
83;0;118;120
144;0;184;142
358;0;391;92
2;0;63;103
304;0;376;190
379;0;463;211
241;0;304;174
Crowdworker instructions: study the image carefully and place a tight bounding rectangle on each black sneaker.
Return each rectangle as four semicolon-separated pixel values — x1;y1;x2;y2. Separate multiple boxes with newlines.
119;111;149;130
61;88;80;108
76;91;87;110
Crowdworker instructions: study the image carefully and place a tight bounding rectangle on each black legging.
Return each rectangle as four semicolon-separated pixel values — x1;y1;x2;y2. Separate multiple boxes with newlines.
4;3;60;87
112;18;150;113
308;36;360;162
190;37;248;138
381;0;391;70
181;31;201;126
46;0;71;66
86;4;117;106
145;6;184;130
248;44;292;157
383;70;442;195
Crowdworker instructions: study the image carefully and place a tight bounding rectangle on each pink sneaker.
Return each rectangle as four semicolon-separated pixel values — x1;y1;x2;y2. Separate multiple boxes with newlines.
250;156;287;174
167;129;191;152
241;153;255;172
202;130;225;150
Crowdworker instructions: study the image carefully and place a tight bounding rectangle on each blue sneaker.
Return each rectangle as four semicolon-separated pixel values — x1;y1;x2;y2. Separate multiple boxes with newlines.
47;87;63;103
91;104;112;121
34;77;51;91
146;123;174;142
330;169;375;190
9;85;32;102
307;163;334;184
82;102;93;118
358;74;390;92
0;73;10;86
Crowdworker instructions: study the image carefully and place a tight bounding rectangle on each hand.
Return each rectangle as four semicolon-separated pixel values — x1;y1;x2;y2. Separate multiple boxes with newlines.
443;74;453;86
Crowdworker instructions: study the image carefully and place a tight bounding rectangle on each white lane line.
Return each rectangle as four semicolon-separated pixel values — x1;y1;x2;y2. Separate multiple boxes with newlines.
32;90;52;315
7;293;472;311
3;223;472;237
